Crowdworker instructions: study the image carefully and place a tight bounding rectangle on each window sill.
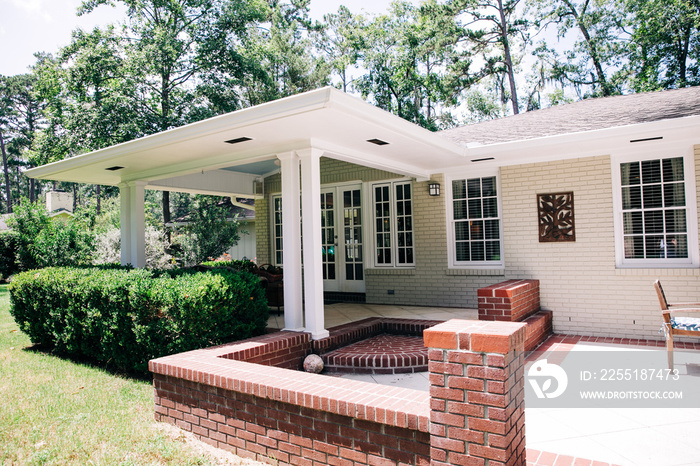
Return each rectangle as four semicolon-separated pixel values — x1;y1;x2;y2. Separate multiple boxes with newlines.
446;267;505;276
615;267;700;276
365;268;416;276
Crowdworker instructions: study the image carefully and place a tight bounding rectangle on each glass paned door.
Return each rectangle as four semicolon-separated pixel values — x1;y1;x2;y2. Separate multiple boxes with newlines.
322;184;365;293
321;190;336;283
343;188;364;288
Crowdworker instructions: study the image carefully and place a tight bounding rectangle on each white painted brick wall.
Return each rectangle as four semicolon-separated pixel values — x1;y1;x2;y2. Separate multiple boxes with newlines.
500;152;700;340
255;149;700;340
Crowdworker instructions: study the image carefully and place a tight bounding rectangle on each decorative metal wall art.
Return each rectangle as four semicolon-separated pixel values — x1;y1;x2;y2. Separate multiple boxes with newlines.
537;192;576;242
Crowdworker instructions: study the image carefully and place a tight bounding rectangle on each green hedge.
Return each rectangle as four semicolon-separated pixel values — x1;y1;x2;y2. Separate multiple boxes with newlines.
0;230;19;280
200;259;258;273
9;266;268;373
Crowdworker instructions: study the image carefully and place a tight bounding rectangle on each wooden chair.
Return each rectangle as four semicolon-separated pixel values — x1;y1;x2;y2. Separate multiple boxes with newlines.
654;280;700;368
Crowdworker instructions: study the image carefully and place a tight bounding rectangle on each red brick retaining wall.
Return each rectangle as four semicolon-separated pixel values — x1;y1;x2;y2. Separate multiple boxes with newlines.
154;373;430;465
218;331;310;370
523;311;553;352
150;318;530;465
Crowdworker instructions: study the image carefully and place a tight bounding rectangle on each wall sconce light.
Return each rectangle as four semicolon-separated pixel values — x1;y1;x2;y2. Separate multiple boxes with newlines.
428;182;441;197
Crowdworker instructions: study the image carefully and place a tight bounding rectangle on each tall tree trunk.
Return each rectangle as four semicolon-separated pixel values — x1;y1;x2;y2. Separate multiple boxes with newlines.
160;77;172;228
96;184;101;215
29;178;35;203
497;0;519;114
0;130;12;213
562;0;611;96
73;184;78;212
678;25;691;87
162;191;171;223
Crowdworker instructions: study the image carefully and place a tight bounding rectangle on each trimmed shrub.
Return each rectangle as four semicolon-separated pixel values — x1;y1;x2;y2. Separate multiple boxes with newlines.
200;259;258;273
0;230;19;280
9;266;268;373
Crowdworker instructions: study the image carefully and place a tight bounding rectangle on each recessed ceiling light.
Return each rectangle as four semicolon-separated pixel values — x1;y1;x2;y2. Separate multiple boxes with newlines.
225;137;253;144
367;138;389;146
105;166;124;171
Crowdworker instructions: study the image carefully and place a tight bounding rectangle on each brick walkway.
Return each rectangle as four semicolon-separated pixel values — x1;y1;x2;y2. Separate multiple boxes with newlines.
527;448;622;466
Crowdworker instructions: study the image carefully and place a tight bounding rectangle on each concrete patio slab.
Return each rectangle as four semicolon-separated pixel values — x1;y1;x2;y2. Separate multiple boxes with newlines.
331;327;700;466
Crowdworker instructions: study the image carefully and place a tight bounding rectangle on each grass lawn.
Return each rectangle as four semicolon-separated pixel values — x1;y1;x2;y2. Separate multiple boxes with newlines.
0;283;241;465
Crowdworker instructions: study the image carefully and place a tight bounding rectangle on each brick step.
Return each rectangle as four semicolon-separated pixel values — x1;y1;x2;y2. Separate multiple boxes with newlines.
524;310;553;352
322;334;429;375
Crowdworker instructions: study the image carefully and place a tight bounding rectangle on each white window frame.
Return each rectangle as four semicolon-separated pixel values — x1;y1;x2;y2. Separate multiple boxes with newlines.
270;194;284;266
446;170;505;269
370;179;415;268
611;147;699;268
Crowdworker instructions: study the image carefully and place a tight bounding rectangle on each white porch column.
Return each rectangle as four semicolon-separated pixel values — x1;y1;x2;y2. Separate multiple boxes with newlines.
119;181;146;267
119;183;132;266
299;148;328;340
129;181;147;268
277;152;304;331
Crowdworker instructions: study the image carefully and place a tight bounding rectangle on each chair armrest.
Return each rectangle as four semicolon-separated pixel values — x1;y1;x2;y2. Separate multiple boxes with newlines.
664;308;700;316
669;302;700;308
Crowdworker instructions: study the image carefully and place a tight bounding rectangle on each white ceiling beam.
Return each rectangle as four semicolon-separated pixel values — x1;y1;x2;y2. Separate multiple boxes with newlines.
146;169;259;198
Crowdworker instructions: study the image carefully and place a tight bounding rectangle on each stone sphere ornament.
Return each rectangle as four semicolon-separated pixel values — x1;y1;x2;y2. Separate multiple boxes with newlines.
303;354;324;374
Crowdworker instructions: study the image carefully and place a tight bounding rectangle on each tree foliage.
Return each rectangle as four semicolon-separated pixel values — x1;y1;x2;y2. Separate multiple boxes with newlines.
439;0;530;114
527;0;628;97
624;0;700;91
1;0;699;223
174;195;242;266
354;1;457;130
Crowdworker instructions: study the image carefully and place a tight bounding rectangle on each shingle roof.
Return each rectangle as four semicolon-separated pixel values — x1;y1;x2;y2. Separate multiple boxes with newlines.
439;86;700;146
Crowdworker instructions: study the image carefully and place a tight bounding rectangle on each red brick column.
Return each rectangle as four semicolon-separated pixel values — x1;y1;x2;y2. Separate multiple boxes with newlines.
424;320;527;466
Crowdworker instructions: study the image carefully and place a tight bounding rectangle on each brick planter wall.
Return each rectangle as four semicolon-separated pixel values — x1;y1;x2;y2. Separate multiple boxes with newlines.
150;319;530;465
217;331;310;370
153;373;430;465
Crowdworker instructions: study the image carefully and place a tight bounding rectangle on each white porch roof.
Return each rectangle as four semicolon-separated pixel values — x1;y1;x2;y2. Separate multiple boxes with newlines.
26;87;468;196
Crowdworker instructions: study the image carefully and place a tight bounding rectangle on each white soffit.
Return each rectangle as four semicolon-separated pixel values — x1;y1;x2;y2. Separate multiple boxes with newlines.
26;87;467;186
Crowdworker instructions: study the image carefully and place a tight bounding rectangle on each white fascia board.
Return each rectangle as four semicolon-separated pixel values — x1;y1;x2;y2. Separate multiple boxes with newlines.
146;169;258;197
25;88;336;181
311;139;432;180
456;115;700;169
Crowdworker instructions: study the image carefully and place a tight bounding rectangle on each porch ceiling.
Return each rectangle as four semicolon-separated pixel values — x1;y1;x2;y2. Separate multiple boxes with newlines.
26;87;468;188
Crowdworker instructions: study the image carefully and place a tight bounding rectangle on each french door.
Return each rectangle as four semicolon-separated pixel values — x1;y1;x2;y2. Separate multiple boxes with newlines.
321;184;365;293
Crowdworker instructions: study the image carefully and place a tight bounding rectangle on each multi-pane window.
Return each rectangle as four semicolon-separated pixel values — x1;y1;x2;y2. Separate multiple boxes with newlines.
452;176;501;264
375;185;392;264
395;184;414;265
272;196;283;265
621;157;688;260
372;181;414;267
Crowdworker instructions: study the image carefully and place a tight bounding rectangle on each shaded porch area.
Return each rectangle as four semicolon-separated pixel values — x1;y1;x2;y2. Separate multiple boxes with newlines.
267;302;478;330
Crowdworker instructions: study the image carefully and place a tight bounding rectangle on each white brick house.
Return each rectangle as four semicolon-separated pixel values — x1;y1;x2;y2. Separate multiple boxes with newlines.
26;86;700;340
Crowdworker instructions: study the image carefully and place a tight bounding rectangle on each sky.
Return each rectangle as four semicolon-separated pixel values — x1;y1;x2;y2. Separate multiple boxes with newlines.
0;0;417;77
